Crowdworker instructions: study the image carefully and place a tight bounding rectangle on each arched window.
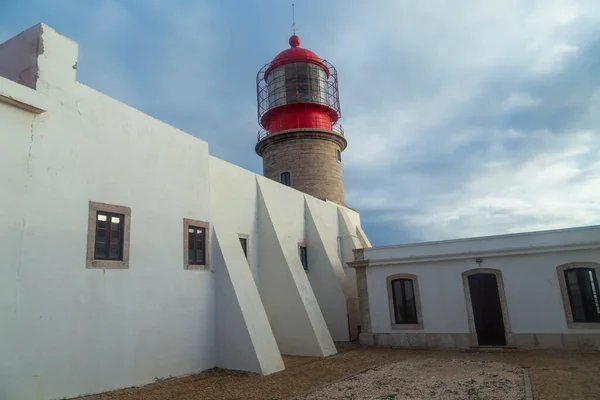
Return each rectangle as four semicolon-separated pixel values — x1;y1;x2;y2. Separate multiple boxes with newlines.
336;149;341;162
558;263;600;328
386;274;423;329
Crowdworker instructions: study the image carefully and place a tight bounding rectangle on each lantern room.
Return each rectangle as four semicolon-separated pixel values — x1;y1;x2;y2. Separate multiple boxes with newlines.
256;35;342;138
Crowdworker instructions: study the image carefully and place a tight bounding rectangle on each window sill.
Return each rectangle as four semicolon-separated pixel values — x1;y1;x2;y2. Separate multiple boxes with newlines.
391;323;424;330
567;321;600;329
87;260;128;269
185;263;209;271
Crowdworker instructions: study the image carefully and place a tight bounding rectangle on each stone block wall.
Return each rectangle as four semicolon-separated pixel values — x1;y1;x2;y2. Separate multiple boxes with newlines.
257;130;346;205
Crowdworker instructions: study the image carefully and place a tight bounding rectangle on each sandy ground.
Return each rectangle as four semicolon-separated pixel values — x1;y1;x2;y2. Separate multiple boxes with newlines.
73;344;600;400
299;358;525;400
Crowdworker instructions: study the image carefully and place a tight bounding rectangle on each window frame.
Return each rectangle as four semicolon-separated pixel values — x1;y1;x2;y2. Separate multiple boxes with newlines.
238;233;249;261
183;218;210;270
386;273;423;329
299;242;308;271
86;201;131;269
557;262;600;328
280;171;291;186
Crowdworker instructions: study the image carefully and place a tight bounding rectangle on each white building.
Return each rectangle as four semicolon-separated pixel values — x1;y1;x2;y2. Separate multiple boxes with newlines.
0;24;370;400
351;225;600;349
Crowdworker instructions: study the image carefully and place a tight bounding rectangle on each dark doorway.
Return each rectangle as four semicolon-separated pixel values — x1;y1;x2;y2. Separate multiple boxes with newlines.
468;273;506;346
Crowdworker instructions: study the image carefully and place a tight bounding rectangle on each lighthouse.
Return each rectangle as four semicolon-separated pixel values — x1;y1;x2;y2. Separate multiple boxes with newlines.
256;34;347;205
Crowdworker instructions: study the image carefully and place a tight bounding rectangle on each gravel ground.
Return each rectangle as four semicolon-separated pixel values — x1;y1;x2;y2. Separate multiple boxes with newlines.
298;358;525;400
72;345;600;400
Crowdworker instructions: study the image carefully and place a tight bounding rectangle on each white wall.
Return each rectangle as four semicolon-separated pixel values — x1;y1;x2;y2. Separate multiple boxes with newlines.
209;157;261;287
0;24;40;88
305;197;350;341
257;178;337;357
210;158;284;374
0;69;216;400
366;248;600;335
1;22;368;399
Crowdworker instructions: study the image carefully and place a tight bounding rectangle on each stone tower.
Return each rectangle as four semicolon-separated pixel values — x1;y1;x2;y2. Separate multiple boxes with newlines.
255;35;347;205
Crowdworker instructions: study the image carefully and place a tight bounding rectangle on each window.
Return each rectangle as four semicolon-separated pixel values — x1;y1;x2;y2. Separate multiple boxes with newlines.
95;212;124;260
565;268;600;323
336;149;342;162
86;201;131;269
184;218;210;270
266;63;328;108
280;172;291;186
188;227;206;265
391;279;418;324
299;245;308;271
558;263;600;328
239;236;248;259
386;274;423;329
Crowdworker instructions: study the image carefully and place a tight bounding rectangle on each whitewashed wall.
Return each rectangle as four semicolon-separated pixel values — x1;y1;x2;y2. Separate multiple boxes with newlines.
364;236;600;337
0;25;216;400
0;82;216;400
210;157;261;286
0;22;367;400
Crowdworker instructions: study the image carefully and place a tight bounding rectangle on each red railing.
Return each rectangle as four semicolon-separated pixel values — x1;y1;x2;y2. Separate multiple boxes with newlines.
257;122;344;142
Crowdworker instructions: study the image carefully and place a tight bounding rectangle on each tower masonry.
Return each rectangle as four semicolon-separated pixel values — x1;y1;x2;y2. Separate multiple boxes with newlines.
256;34;347;205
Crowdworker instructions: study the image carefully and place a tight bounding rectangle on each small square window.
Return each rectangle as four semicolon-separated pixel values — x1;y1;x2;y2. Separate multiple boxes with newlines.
184;218;210;270
280;172;291;186
299;245;308;271
87;201;131;269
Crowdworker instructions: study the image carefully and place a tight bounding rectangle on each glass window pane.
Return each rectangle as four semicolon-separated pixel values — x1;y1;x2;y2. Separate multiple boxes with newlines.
95;241;106;259
403;280;417;322
95;228;106;242
240;238;248;258
197;250;205;265
566;270;586;321
588;270;600;314
109;242;120;259
111;216;120;224
392;280;405;323
300;246;308;270
97;215;107;229
188;230;196;263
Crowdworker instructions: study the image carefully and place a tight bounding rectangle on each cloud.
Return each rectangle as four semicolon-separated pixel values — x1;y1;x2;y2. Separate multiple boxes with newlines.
1;0;599;245
336;0;600;243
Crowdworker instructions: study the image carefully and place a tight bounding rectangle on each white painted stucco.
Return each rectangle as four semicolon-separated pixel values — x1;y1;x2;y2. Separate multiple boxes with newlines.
257;178;337;357
306;197;351;341
0;24;40;89
0;74;216;400
0;24;367;400
361;226;600;338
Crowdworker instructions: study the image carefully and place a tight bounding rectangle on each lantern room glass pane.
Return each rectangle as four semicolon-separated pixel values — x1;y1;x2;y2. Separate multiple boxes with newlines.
266;63;328;109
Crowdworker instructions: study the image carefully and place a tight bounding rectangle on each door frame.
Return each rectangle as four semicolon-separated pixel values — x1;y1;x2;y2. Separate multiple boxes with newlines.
462;268;514;347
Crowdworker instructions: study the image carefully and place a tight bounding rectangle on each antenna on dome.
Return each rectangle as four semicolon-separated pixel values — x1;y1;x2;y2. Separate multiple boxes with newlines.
292;4;296;35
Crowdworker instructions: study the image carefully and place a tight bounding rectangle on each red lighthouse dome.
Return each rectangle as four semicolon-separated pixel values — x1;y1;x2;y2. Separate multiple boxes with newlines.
256;35;342;138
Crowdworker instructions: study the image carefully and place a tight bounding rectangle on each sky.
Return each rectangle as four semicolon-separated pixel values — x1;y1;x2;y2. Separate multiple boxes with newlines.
1;0;600;246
